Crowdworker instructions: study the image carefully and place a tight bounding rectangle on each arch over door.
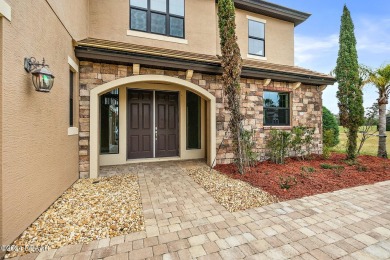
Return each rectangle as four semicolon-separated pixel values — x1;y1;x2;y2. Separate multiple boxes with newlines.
89;75;216;178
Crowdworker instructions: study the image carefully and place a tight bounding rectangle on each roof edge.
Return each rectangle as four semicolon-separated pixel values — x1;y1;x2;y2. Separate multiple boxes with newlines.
75;46;336;85
231;0;311;26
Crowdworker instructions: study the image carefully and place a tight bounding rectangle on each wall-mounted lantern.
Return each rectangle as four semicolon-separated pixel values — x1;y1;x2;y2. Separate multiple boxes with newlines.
24;57;55;92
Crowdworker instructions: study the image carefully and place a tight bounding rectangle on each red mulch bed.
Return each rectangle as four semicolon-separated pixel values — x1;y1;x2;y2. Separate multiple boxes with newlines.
215;153;390;201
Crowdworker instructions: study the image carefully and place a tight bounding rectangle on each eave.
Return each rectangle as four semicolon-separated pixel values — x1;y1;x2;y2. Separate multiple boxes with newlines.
218;0;311;26
75;45;336;86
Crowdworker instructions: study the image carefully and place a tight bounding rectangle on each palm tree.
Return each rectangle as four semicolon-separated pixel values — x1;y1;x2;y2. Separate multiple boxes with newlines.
364;64;390;158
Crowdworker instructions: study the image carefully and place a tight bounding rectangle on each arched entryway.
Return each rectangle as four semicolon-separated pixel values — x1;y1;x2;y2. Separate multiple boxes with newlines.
89;75;216;178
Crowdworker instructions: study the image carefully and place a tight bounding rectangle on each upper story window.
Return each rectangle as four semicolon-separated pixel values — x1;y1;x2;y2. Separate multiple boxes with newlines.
248;20;265;57
130;0;185;38
264;91;290;126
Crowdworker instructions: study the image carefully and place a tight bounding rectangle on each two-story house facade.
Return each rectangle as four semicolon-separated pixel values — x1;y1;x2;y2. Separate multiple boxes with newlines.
0;0;335;253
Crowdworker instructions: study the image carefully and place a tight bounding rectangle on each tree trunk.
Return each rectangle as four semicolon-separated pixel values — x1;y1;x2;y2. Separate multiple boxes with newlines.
377;97;388;158
347;127;358;161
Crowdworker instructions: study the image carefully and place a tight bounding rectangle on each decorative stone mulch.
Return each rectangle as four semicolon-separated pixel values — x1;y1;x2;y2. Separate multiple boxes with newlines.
6;174;144;258
187;166;278;212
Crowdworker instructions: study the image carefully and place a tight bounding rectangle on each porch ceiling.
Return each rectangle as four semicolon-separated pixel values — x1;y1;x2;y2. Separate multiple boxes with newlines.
75;38;336;86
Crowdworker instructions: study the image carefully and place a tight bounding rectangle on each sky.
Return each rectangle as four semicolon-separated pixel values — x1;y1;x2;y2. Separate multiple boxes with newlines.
269;0;390;114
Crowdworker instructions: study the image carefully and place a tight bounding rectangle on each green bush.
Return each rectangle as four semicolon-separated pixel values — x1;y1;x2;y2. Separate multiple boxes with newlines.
239;129;258;167
291;126;315;159
322;107;340;147
279;176;297;190
320;164;344;170
266;130;291;164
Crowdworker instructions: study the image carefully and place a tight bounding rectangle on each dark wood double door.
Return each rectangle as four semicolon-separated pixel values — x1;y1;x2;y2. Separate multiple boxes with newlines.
127;90;179;159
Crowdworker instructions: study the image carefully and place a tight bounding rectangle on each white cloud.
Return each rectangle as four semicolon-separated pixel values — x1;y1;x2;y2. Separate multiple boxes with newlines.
293;17;390;114
295;34;338;65
294;34;339;74
356;18;390;54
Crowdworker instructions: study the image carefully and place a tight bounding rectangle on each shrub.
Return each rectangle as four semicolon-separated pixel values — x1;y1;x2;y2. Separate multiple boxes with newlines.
266;130;291;164
266;127;316;164
322;106;340;147
279;176;297;190
356;164;368;172
323;129;335;159
239;129;258;167
333;167;344;177
291;126;315;159
320;164;344;170
301;166;315;173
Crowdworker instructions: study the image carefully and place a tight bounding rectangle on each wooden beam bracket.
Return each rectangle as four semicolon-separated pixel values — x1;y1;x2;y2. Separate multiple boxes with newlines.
186;69;194;80
292;82;302;90
319;85;327;92
133;64;140;75
263;78;271;87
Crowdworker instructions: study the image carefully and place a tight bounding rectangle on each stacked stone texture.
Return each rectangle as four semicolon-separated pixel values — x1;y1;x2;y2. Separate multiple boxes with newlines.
78;61;323;178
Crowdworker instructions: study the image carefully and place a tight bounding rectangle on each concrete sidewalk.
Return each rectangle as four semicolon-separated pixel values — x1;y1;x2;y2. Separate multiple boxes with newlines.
14;161;390;259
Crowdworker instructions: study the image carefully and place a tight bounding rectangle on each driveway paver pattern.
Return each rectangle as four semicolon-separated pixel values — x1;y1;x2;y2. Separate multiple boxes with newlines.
12;161;390;259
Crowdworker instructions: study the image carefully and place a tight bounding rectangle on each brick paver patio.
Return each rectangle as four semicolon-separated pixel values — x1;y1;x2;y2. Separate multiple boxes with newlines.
12;161;390;259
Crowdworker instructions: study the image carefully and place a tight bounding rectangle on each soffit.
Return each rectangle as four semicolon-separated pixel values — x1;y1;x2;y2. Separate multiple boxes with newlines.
76;38;336;85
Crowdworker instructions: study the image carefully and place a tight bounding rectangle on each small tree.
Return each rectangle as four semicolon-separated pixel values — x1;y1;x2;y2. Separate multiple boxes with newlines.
217;0;245;173
335;5;364;161
322;106;340;147
363;64;390;158
357;104;379;154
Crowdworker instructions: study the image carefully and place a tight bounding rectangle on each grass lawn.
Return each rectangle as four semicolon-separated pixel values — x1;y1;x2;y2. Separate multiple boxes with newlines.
331;126;390;156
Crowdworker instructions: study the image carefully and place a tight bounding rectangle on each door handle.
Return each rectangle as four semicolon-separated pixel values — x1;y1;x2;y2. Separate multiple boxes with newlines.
155;127;157;140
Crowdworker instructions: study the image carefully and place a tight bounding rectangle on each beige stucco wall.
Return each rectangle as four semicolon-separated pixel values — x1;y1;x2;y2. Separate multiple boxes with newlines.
88;0;295;65
0;16;3;253
1;0;79;245
89;0;218;55
235;9;295;66
47;0;89;41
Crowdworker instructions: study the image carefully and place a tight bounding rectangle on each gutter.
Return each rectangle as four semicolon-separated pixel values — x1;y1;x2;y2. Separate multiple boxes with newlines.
75;46;336;86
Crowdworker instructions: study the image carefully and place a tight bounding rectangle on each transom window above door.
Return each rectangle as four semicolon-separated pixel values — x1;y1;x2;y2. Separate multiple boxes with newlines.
130;0;185;38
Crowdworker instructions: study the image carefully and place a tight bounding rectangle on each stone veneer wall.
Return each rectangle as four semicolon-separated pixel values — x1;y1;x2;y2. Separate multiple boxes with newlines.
78;61;323;178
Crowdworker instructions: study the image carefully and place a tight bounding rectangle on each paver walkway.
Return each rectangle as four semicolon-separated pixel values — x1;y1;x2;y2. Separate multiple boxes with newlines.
14;161;390;259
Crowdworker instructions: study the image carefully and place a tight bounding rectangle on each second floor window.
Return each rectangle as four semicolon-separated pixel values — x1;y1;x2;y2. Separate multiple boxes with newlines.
130;0;185;38
248;20;265;56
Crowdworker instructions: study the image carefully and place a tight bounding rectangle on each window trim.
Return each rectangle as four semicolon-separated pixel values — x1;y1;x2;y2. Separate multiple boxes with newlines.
263;91;291;127
100;89;120;155
68;56;79;136
130;0;185;39
248;19;265;57
69;70;74;127
186;91;201;150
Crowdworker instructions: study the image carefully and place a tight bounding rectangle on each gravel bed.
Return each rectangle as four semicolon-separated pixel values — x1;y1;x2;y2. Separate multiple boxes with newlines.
187;167;278;212
6;174;144;258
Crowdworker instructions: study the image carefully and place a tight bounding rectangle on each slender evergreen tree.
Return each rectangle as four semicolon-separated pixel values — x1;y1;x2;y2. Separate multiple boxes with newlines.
217;0;245;173
335;5;364;161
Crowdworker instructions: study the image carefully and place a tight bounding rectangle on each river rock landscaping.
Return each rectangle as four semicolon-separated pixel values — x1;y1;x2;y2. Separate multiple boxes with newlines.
187;166;278;212
6;174;144;258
